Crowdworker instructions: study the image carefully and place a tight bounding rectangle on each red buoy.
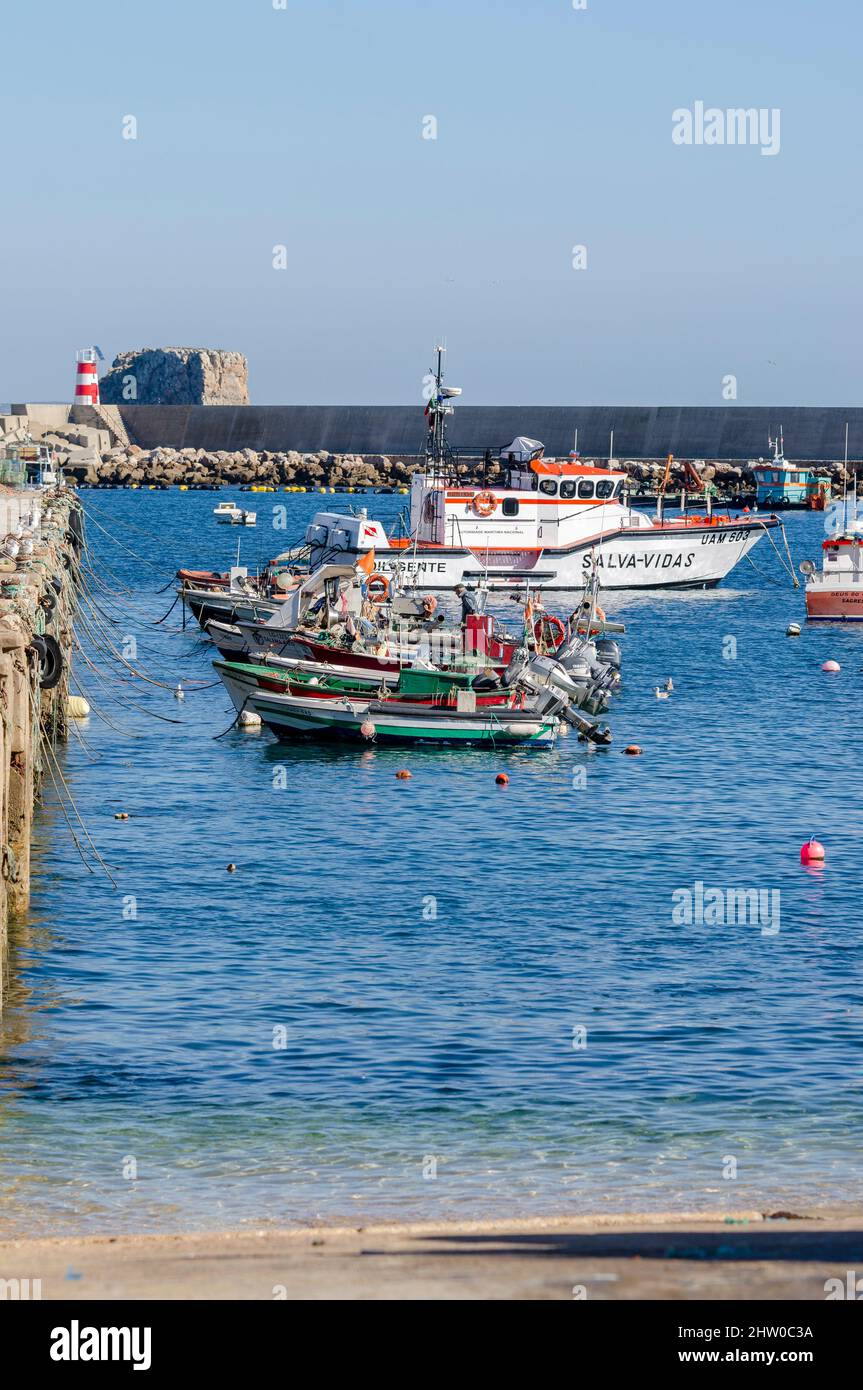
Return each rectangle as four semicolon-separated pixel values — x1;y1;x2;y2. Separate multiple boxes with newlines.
800;838;826;864
624;745;643;756
395;769;412;780
495;772;509;785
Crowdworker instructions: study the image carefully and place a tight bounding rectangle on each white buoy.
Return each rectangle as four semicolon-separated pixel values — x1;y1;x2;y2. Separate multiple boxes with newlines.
786;622;801;637
66;695;91;719
174;682;185;700
239;710;262;728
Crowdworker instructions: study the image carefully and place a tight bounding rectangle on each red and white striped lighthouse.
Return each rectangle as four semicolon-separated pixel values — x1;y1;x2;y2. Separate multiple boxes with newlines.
74;348;100;406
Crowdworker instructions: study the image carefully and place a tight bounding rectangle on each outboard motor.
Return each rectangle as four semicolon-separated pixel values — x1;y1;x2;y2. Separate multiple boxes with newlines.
511;653;601;717
580;686;612;717
503;649;529;687
595;638;621;669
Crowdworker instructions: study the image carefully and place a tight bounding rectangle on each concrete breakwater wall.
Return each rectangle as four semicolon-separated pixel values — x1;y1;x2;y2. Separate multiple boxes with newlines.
5;402;858;492
112;404;863;463
0;491;78;992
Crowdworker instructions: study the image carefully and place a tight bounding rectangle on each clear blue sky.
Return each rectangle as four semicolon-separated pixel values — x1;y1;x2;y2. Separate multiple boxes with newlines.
2;0;860;406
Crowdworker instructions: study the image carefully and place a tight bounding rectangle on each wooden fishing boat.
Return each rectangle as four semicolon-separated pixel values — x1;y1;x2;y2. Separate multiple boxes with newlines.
214;658;509;713
245;689;559;747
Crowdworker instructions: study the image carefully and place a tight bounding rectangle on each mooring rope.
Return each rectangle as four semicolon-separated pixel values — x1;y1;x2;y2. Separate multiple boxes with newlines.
76;594;212;692
77;502;166;573
29;679;118;886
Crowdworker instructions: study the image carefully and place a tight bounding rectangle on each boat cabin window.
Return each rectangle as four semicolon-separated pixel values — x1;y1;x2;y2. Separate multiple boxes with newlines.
502;498;520;517
577;479;595;499
595;479;614;499
611;479;624;498
560;480;577;499
539;478;557;496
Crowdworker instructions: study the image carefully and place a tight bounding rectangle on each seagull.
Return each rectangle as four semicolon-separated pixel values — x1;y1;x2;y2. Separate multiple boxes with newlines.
654;687;671;699
665;678;674;692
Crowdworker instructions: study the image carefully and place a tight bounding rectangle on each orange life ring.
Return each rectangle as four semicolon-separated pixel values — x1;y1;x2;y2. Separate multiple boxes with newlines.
533;614;566;650
472;490;497;517
366;573;390;603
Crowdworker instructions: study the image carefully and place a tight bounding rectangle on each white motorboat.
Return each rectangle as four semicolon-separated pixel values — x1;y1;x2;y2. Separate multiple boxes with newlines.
301;349;783;591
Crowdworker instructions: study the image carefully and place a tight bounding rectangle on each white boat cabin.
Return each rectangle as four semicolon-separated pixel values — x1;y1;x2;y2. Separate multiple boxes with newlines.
407;458;639;552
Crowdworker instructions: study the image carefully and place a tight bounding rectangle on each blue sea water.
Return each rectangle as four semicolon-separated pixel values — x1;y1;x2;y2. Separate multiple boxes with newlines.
0;490;861;1237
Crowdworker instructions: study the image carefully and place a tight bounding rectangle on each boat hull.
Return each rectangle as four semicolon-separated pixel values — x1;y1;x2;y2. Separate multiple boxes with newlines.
182;589;280;626
246;691;557;747
328;520;775;591
805;587;863;620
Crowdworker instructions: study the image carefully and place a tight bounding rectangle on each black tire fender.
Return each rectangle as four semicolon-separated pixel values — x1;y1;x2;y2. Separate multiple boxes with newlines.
29;634;63;689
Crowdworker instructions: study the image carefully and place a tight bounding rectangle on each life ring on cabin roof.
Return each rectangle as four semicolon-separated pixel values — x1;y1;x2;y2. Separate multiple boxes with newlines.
533;614;566;650
366;573;390;603
472;491;497;517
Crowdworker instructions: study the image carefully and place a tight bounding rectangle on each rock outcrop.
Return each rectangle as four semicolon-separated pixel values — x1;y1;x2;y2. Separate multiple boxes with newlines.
99;349;249;406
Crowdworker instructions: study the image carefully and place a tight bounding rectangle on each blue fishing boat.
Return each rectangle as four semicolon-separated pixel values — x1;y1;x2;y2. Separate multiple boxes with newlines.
751;430;828;509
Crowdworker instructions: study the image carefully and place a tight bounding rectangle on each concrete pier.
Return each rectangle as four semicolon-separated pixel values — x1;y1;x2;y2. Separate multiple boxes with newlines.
0;490;77;992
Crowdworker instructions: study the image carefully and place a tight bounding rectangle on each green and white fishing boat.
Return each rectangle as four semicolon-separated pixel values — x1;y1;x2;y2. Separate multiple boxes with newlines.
247;688;559;747
214;656;502;713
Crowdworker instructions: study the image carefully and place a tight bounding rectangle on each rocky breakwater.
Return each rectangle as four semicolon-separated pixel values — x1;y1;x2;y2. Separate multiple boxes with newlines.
65;447;424;491
99;348;249;406
0;488;80;974
60;447;849;496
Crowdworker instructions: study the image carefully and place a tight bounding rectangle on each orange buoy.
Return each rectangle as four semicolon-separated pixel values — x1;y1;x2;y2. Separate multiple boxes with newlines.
495;772;509;785
624;745;642;756
822;660;841;673
114;812;129;820
800;838;825;864
395;769;412;780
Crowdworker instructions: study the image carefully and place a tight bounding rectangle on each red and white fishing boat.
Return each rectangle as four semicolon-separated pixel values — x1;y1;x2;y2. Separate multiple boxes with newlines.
303;349;783;592
801;430;863;621
803;532;863;620
803;469;863;619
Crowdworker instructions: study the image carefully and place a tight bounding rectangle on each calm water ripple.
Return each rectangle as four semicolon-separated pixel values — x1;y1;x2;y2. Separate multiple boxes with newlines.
0;492;861;1234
